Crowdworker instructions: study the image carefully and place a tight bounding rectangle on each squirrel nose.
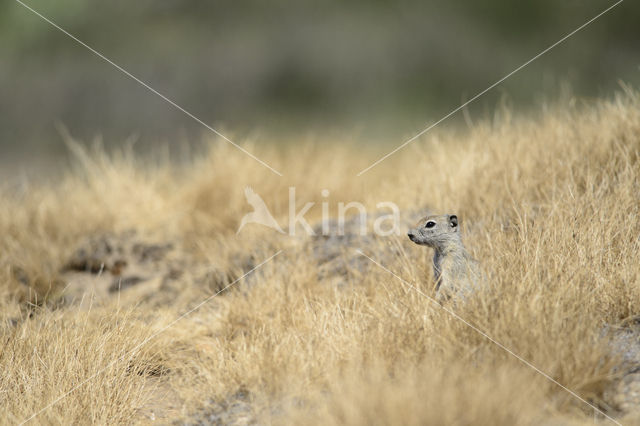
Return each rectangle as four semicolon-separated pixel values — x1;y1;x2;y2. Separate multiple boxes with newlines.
407;232;415;239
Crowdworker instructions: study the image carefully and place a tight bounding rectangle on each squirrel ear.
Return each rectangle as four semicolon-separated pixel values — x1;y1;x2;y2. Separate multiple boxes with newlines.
449;215;458;227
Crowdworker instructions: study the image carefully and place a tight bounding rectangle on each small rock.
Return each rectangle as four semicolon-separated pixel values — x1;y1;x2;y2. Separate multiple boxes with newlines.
108;276;145;293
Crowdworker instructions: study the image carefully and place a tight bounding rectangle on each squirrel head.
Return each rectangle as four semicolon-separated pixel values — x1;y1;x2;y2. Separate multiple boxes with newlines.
407;214;459;249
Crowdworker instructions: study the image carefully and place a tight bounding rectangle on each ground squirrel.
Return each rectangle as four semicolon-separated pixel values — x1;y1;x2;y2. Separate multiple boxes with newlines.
408;214;479;301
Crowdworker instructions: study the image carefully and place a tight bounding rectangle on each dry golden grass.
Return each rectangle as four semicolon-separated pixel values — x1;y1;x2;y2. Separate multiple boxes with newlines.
1;89;640;425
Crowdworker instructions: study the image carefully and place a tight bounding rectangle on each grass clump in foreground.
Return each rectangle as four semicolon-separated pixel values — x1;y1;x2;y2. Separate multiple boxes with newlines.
1;89;640;425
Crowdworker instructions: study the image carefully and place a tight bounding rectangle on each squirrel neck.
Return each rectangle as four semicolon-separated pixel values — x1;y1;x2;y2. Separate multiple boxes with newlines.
433;234;466;257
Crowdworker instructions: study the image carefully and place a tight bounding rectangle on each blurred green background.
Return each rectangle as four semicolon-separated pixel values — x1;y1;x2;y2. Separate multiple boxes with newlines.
1;0;638;165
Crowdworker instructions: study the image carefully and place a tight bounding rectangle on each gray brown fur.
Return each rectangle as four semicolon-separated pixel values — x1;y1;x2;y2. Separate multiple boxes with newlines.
408;214;478;300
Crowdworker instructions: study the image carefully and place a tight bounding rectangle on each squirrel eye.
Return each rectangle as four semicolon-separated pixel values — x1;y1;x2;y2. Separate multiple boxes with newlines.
425;221;435;228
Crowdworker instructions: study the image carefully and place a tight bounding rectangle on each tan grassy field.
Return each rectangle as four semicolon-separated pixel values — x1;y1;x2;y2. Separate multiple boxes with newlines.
1;89;640;425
